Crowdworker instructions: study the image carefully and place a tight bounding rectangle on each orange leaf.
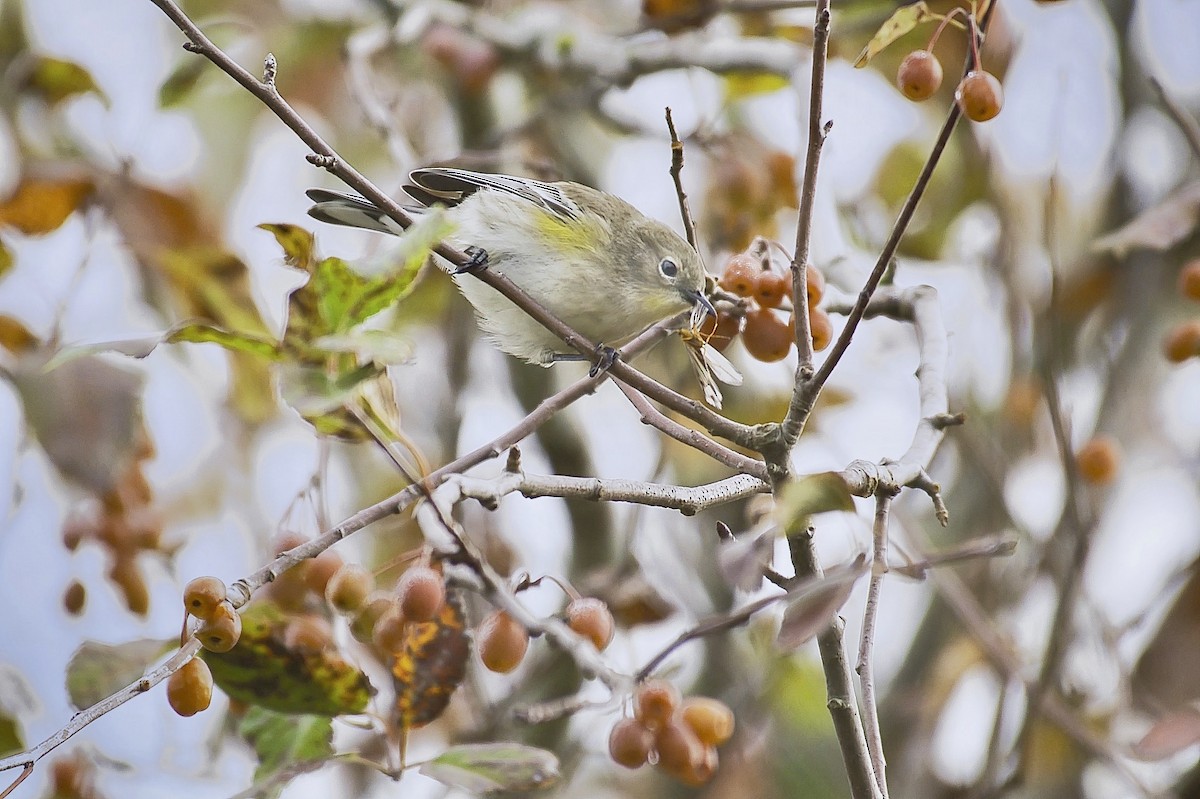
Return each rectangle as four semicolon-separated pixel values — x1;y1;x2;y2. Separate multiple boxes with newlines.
0;176;94;235
391;589;470;732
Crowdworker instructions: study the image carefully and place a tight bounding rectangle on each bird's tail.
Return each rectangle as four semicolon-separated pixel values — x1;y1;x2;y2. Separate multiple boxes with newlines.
305;188;421;236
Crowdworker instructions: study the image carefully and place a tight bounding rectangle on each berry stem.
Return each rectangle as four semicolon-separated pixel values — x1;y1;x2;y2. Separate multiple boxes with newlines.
966;13;982;72
927;6;968;55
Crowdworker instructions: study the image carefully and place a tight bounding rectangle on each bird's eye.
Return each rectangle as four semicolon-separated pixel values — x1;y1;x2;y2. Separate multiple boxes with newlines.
659;258;679;278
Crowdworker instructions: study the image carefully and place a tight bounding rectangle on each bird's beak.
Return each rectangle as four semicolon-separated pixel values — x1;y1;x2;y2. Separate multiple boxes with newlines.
683;287;717;320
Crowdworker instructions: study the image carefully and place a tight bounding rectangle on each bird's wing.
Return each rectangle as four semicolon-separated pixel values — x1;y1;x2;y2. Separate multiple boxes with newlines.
407;168;581;221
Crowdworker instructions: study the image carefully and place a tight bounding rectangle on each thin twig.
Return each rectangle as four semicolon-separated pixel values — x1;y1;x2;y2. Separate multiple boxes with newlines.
1012;270;1097;776
665;107;700;250
784;0;832;441
615;381;771;480
1149;77;1200;160
636;559;866;680
0;642;202;778
856;493;894;799
785;2;998;443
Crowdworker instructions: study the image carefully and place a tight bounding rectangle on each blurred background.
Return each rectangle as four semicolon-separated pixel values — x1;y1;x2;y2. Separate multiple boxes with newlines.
1;0;1199;796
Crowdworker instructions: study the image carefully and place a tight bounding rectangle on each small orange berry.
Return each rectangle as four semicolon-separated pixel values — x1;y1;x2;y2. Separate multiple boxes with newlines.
1164;320;1200;363
957;70;1004;122
897;50;943;101
1075;436;1121;485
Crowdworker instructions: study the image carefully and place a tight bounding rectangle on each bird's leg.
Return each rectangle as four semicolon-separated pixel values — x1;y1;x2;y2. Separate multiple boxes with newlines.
453;246;490;275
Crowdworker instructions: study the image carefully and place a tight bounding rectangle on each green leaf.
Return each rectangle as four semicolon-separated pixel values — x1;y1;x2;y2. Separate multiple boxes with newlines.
774;472;855;534
852;2;936;68
66;639;173;710
312;328;413;364
166;322;281;359
0;663;33;757
157;57;207;108
45;322;279;372
1092;180;1200;257
0;713;21;758
283;209;450;346
202;601;374;716
238;707;333;797
23;56;108;105
420;743;560;794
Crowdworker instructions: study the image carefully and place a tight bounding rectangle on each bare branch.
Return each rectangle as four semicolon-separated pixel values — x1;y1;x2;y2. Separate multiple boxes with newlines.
616;381;771;480
450;470;769;516
856;494;895;799
783;0;832;441
406;0;802;85
0;641;202;778
636;558;866;680
788;530;883;799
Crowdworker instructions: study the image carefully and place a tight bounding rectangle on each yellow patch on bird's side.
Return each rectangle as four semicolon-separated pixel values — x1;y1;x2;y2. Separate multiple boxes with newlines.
533;208;605;255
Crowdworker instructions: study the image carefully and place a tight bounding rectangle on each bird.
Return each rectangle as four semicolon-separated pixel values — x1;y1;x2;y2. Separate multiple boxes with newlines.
305;167;716;369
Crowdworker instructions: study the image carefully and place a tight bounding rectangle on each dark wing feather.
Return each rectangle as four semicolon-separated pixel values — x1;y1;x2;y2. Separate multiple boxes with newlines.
305;188;416;235
406;168;580;220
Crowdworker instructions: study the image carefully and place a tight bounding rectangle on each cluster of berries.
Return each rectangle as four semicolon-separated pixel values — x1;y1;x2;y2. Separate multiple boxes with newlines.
1164;260;1200;363
478;595;615;674
894;10;1003;123
701;251;831;362
168;575;242;717
608;678;735;786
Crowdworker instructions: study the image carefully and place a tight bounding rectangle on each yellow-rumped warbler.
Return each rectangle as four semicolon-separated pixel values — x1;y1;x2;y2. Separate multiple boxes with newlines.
308;168;739;403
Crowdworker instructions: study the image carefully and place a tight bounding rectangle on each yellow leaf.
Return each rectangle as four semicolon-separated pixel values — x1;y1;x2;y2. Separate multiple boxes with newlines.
259;222;317;272
853;2;935;68
724;71;791;99
0;176;94;235
0;315;37;354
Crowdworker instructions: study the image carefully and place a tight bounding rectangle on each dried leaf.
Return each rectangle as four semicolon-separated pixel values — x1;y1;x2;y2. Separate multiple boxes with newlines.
202;601;374;716
11;352;145;494
66;639;172;710
853;2;936;68
1092;181;1200;257
1131;708;1200;761
776;557;866;651
420;743;560;794
392;590;470;731
718;530;774;592
641;0;719;32
1134;562;1200;707
0;315;36;354
0;176;94;235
